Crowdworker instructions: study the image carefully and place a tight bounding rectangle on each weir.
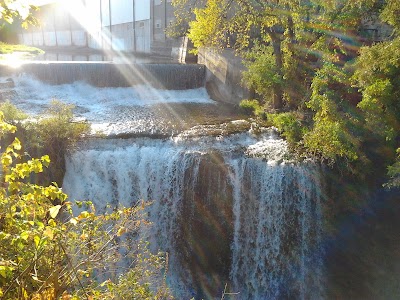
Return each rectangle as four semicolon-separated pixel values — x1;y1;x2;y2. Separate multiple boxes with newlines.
0;62;205;90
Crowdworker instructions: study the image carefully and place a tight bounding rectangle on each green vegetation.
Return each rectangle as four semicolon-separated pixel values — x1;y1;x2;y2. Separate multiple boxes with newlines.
0;0;41;56
0;6;173;298
0;101;90;186
170;0;400;187
0;0;37;29
239;99;265;118
0;111;173;299
0;42;44;59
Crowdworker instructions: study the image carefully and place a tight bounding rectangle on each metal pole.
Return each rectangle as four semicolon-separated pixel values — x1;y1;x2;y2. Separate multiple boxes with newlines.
164;0;167;41
100;0;104;50
133;0;136;52
68;13;73;46
109;0;112;50
53;5;58;47
151;0;154;45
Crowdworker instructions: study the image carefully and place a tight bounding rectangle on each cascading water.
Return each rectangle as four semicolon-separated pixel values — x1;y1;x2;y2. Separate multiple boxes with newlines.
228;158;324;299
3;68;325;299
0;63;205;89
63;134;325;299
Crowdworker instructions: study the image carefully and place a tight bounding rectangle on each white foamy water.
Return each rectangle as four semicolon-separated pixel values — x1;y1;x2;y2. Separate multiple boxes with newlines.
2;74;215;135
63;133;324;299
228;157;325;299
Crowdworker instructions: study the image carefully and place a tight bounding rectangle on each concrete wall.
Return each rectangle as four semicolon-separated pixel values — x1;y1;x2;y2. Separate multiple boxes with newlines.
18;29;88;47
198;48;251;105
153;0;174;42
18;3;89;48
0;63;205;90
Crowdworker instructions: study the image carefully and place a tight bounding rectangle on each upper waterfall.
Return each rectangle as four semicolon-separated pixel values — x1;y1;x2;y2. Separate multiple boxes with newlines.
0;62;205;89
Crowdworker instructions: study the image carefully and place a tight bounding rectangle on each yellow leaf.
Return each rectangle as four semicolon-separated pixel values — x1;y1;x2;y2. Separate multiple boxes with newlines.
69;218;78;225
12;138;21;151
1;154;12;166
48;219;56;227
43;227;54;240
117;227;126;237
34;235;41;248
20;231;29;241
77;211;89;220
49;205;62;218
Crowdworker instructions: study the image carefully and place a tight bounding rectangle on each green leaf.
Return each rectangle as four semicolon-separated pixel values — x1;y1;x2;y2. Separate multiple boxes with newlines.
20;231;29;241
0;265;14;278
49;205;62;218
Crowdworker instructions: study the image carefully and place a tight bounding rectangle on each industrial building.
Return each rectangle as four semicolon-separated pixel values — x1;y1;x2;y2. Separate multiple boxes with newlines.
18;0;182;56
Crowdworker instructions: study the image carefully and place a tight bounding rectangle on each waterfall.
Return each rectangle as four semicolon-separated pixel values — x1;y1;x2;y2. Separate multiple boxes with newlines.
228;158;324;299
0;63;205;89
63;134;324;299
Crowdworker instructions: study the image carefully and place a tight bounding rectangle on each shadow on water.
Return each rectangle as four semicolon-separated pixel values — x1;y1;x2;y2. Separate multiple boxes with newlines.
326;188;400;299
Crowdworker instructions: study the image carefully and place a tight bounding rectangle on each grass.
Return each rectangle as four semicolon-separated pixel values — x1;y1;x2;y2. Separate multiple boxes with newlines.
0;42;44;60
0;42;44;54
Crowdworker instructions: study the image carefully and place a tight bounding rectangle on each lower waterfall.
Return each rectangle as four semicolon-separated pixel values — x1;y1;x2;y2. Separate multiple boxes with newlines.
63;133;324;299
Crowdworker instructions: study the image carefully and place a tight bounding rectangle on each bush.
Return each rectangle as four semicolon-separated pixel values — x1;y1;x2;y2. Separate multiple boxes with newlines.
0;100;90;185
0;113;172;299
239;99;266;119
0;101;27;123
269;112;307;147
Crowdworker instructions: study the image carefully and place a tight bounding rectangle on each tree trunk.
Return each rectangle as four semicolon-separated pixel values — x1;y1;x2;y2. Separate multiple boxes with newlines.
271;33;284;110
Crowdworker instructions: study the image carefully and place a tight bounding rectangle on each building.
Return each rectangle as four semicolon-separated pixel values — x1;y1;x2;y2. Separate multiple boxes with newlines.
18;0;180;56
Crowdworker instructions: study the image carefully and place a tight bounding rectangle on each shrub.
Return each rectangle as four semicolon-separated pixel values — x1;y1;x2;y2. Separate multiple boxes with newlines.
269;112;307;147
0;113;172;299
239;99;266;119
0;100;90;185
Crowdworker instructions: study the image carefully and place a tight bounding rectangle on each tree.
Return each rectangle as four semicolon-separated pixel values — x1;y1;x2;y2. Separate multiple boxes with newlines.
179;0;377;110
175;0;400;176
0;0;37;29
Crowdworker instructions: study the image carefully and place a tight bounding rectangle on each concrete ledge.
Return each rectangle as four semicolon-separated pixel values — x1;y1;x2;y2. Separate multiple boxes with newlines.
0;62;205;90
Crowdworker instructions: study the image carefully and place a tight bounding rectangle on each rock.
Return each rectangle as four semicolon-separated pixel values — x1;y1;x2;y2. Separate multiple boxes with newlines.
0;90;17;101
0;78;15;89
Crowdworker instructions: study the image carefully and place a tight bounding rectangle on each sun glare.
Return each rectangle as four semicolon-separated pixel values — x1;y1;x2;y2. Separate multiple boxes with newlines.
60;0;100;37
1;52;24;68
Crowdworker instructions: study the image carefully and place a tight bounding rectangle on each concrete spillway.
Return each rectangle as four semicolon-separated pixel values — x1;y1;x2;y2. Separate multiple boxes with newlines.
0;62;205;90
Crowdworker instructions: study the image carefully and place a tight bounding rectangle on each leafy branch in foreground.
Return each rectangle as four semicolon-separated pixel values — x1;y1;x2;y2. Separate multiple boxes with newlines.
0;0;38;28
0;112;172;299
